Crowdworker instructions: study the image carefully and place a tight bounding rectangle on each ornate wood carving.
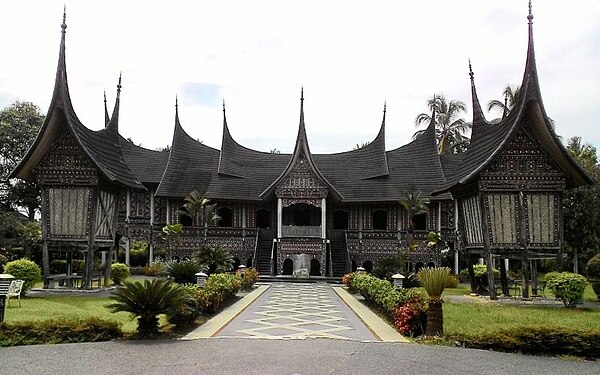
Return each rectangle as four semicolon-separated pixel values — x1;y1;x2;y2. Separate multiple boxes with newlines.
275;155;328;200
480;124;566;190
34;129;98;185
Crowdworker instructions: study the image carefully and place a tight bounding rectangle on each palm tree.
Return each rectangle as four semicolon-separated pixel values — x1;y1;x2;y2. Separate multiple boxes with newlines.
399;191;429;250
181;190;210;227
107;279;191;337
414;94;471;154
487;85;520;123
417;267;451;337
193;244;234;275
180;190;220;240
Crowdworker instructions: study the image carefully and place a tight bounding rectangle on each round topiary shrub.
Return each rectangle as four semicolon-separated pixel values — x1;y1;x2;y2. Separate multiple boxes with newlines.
545;271;588;308
585;252;600;301
3;258;42;294
110;263;130;285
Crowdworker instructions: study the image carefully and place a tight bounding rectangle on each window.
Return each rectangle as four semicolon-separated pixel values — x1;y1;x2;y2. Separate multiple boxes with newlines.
413;213;427;231
372;210;388;230
333;210;349;230
256;209;270;228
218;207;233;227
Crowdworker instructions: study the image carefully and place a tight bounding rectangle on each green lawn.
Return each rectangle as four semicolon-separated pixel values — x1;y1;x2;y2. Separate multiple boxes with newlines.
443;301;600;337
3;295;138;334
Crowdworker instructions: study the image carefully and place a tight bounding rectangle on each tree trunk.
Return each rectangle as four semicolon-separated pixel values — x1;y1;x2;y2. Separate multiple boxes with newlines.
426;298;444;337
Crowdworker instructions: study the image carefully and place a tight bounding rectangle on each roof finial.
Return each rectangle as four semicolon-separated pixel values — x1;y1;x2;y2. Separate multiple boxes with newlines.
223;98;226;113
527;0;533;24
175;94;178;108
383;100;387;114
117;72;122;94
468;58;474;80
61;5;67;32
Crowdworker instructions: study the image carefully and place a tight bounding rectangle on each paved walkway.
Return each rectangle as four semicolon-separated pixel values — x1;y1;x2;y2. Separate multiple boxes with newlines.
185;282;407;342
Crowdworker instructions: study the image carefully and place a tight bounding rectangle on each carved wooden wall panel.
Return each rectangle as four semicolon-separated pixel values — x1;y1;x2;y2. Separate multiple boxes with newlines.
526;193;558;245
460;195;483;245
154;195;167;224
46;187;91;238
95;190;116;240
129;190;150;218
486;193;518;245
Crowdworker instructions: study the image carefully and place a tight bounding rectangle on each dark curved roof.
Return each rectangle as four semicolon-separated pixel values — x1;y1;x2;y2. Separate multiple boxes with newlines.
434;9;593;195
9;18;142;189
119;137;169;185
155;110;220;197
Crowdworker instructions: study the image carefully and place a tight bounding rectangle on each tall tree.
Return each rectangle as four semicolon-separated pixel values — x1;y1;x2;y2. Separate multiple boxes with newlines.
413;94;471;154
0;101;44;217
563;136;600;273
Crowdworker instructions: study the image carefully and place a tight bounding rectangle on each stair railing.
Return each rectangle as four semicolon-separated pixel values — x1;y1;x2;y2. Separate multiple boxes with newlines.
252;229;260;269
344;230;351;273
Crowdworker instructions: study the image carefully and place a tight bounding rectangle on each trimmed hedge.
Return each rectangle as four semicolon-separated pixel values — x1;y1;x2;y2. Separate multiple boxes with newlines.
0;318;123;347
3;258;41;293
545;272;588;307
167;273;242;325
110;263;130;285
349;273;426;335
450;325;600;359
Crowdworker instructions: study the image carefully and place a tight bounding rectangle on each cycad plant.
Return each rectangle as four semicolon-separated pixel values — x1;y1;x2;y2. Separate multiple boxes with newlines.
107;279;191;337
166;260;201;284
417;267;450;337
193;244;234;275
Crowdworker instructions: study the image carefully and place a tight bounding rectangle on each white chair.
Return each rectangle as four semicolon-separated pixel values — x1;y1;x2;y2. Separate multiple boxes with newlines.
7;279;24;307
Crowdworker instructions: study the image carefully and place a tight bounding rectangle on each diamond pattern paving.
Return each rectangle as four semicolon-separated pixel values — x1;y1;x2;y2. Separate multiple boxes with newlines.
216;283;378;341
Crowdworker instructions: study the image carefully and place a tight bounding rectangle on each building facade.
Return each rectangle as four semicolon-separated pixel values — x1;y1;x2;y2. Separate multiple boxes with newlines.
10;5;592;287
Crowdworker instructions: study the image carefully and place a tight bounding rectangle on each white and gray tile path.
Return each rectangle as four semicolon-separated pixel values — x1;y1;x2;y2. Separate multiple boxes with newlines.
184;282;408;342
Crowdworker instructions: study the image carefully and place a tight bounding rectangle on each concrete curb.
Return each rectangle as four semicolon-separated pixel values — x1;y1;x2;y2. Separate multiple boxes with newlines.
182;284;270;340
332;286;410;343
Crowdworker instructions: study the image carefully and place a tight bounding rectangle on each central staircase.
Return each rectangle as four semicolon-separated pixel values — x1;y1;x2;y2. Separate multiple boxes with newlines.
330;230;349;277
256;229;274;276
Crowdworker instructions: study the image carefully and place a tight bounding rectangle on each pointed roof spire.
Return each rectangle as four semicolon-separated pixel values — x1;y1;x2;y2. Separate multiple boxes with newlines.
105;74;122;135
174;94;181;128
61;5;67;33
468;58;486;126
502;92;509;119
297;87;307;149
379;100;387;137
222;98;230;137
104;90;110;126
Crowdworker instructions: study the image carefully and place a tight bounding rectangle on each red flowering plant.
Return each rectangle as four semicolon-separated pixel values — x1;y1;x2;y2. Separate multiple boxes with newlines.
392;296;427;336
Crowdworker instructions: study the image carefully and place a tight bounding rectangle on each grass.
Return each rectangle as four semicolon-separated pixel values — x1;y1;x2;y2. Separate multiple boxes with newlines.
4;296;139;334
6;276;168;335
443;302;600;337
417;283;599;302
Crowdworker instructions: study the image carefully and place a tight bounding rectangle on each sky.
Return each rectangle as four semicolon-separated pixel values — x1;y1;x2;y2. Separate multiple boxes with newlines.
1;1;599;154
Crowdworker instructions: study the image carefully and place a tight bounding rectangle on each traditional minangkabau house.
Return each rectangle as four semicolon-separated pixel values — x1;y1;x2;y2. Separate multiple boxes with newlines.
433;3;594;299
9;4;592;290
